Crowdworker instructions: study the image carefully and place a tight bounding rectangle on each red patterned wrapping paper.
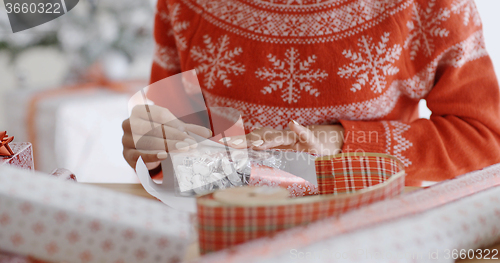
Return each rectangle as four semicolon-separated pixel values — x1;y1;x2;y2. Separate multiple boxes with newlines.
0;165;193;263
0;143;34;170
195;162;500;263
249;153;400;197
197;153;405;254
248;166;319;197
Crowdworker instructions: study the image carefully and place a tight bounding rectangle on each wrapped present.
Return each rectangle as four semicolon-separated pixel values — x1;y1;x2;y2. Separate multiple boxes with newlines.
249;152;405;197
196;162;500;263
4;82;145;182
197;153;405;254
0;142;34;170
0;165;193;263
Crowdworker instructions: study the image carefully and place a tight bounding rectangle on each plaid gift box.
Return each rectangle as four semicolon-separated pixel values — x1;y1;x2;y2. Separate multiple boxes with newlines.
196;162;500;263
197;153;405;254
0;143;34;170
316;153;401;195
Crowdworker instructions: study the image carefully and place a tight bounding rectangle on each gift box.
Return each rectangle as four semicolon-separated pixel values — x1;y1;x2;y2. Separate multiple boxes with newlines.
0;165;193;263
197;153;406;254
4;84;144;183
0;142;34;170
196;162;500;263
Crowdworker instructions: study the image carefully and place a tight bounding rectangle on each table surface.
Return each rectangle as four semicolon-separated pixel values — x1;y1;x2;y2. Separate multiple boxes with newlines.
86;183;500;263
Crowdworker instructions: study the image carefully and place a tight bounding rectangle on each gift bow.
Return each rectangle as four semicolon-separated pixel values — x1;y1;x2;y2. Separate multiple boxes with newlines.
0;131;14;157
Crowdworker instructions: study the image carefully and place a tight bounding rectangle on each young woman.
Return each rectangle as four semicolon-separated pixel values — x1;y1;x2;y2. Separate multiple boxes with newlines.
122;0;500;186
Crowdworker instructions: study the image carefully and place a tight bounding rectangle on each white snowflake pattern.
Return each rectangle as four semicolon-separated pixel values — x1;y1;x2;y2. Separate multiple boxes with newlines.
248;176;280;188
404;0;450;60
190;35;246;89
255;48;328;104
338;32;402;94
287;183;307;197
153;44;181;71
167;3;190;51
451;0;481;27
388;121;413;167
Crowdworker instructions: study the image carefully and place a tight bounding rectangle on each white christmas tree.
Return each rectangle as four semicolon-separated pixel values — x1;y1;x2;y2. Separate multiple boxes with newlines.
338;32;402;94
255;48;328;104
190;35;246;89
451;0;481;27
404;0;450;60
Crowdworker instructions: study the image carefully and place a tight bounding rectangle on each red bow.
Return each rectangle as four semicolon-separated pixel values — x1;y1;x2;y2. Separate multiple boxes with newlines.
0;131;14;157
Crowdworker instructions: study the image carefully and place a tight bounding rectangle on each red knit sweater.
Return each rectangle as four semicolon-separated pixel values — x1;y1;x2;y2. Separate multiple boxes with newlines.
148;0;500;186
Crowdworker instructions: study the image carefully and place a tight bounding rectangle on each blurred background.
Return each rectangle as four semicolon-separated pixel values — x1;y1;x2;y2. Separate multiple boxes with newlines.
0;0;499;182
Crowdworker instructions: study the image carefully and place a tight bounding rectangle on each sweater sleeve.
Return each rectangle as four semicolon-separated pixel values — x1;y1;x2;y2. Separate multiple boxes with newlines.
150;0;182;83
147;0;182;180
340;0;500;186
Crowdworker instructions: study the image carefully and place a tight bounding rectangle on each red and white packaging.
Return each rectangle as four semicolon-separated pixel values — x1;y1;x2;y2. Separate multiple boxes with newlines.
197;162;500;263
0;166;194;263
0;143;34;170
249;166;319;197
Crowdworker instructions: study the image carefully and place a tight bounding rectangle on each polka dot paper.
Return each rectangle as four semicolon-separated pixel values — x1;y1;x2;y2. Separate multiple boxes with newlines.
0;165;193;263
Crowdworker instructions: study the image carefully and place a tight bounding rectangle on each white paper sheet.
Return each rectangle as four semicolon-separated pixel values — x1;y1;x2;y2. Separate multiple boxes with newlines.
135;156;197;213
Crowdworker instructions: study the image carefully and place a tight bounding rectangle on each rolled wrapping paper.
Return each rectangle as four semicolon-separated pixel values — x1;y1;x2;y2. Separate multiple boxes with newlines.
196;153;405;254
213;186;289;206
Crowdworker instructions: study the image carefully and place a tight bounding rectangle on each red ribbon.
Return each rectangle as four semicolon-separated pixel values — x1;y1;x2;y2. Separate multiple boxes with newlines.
0;131;14;157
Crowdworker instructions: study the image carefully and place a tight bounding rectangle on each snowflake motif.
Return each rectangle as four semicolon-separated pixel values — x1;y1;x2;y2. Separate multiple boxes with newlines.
190;35;246;89
451;0;481;27
249;176;280;188
153;44;181;71
167;3;190;50
256;48;328;103
338;32;402;94
404;0;450;60
389;121;413;167
287;183;307;197
305;182;319;195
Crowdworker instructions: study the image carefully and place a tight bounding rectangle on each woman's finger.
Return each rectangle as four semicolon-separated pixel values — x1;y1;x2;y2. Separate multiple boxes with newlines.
250;129;296;150
129;117;196;140
123;134;197;152
131;104;189;131
217;135;248;149
123;148;168;168
131;104;177;124
288;120;316;145
184;123;213;138
130;105;212;139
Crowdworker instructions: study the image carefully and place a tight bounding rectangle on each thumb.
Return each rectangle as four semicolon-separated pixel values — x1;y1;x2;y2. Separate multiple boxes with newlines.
288;120;315;144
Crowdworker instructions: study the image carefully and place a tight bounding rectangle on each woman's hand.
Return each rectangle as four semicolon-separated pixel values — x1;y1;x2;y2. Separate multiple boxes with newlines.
122;104;212;170
221;120;344;156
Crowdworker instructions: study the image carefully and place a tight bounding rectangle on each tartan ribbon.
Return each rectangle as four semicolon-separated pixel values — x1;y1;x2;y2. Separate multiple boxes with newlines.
196;152;405;254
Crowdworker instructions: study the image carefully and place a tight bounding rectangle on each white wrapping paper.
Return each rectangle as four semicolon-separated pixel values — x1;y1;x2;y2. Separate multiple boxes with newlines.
0;165;194;263
4;88;138;183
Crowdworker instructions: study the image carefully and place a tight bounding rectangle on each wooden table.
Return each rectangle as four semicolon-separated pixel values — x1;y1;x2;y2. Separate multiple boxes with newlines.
87;183;500;262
